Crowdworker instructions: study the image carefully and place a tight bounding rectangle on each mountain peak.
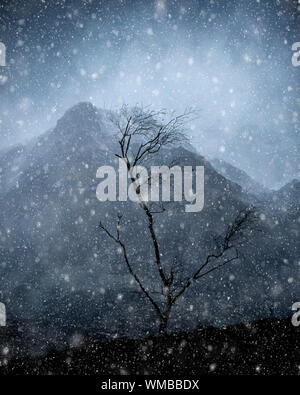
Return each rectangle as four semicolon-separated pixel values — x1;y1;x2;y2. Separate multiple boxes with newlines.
53;102;104;142
57;102;99;126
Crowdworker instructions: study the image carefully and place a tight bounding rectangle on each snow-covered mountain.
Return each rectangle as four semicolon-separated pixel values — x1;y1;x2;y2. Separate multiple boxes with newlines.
211;158;267;196
0;103;299;351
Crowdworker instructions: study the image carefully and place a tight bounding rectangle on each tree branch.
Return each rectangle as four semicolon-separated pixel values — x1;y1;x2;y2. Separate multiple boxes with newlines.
172;207;256;304
98;217;164;320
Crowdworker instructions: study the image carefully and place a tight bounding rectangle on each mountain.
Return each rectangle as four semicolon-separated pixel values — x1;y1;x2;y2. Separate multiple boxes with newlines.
211;158;267;196
0;102;299;356
268;179;300;214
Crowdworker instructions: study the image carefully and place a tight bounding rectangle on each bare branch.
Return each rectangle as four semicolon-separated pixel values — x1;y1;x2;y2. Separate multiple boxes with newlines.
172;207;256;304
98;218;164;320
109;104;192;168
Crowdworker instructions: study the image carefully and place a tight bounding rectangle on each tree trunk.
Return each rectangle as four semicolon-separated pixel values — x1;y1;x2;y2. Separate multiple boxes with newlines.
158;308;171;335
159;317;168;335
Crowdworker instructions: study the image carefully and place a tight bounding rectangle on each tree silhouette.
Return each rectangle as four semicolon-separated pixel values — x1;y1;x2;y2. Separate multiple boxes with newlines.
99;105;257;334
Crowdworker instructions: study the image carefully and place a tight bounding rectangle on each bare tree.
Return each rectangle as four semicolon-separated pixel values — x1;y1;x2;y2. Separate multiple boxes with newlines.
99;105;257;334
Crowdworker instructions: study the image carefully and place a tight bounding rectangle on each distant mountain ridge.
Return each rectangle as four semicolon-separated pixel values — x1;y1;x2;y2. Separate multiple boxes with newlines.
211;158;267;196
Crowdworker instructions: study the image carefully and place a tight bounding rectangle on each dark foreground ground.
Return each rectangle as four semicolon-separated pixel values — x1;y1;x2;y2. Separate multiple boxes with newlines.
0;317;299;375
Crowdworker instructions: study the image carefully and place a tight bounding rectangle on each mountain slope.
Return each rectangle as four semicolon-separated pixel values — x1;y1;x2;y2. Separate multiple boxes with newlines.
211;158;267;196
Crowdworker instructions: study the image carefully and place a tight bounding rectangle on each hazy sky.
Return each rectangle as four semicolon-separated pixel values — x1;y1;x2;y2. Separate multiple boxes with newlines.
0;0;300;188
